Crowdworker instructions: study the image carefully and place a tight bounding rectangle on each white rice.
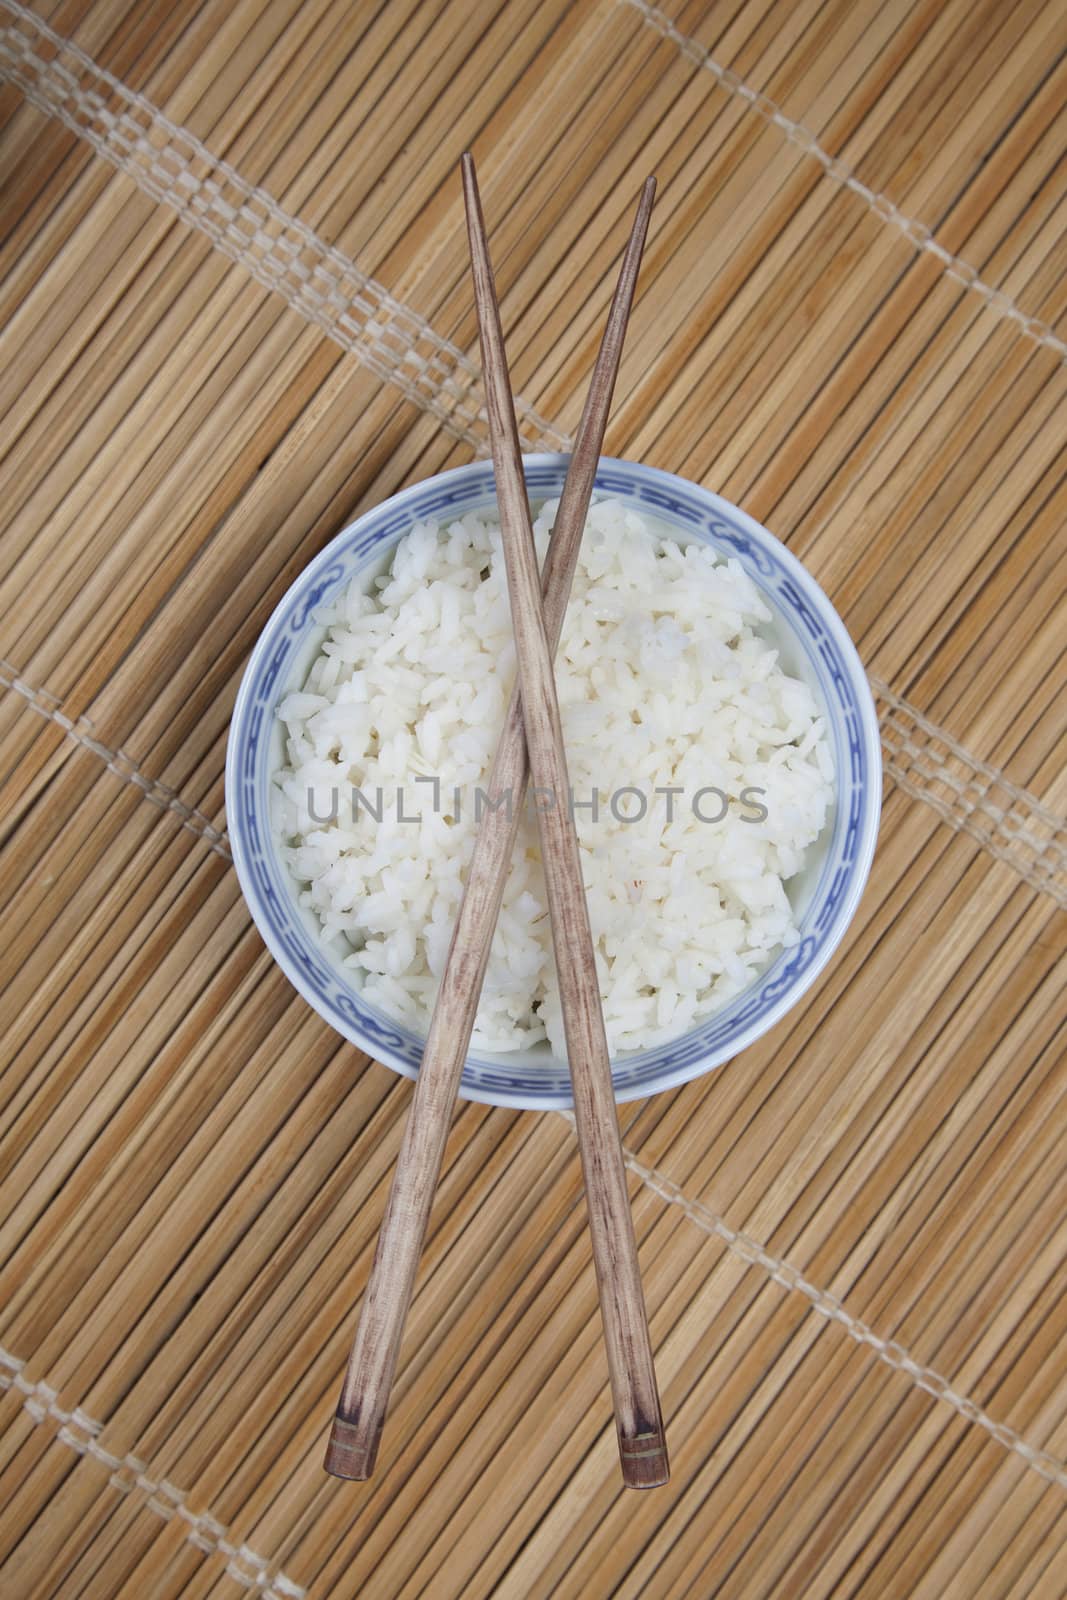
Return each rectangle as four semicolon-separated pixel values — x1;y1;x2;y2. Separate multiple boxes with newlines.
272;496;834;1057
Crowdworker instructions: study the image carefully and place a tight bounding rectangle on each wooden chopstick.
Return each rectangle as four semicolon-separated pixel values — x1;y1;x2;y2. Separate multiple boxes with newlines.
459;153;668;1489
325;172;658;1484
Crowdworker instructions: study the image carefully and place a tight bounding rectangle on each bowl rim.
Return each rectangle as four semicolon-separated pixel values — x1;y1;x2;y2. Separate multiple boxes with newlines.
226;452;882;1108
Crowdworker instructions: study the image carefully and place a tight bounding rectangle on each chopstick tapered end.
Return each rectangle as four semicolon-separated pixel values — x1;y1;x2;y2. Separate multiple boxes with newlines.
460;153;485;245
619;1428;670;1490
324;1416;379;1480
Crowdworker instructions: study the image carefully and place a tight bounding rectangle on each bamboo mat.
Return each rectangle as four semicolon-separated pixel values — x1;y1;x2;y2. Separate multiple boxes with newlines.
0;0;1065;1593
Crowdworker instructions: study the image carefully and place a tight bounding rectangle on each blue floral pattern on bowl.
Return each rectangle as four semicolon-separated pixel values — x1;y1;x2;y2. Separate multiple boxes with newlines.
226;455;881;1109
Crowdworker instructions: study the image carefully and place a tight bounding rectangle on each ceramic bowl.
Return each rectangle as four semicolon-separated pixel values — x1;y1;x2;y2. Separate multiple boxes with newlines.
226;455;881;1108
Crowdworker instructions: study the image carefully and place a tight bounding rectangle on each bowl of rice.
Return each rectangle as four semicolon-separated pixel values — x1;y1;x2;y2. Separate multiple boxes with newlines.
226;455;880;1108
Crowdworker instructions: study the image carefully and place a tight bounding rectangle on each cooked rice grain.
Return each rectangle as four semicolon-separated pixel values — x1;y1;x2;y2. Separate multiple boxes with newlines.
273;497;834;1056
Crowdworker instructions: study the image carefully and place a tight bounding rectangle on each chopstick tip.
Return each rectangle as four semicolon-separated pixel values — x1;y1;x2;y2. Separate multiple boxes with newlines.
460;151;480;212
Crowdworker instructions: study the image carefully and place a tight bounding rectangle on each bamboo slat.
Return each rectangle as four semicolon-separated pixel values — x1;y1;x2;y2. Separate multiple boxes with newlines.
0;0;1065;1594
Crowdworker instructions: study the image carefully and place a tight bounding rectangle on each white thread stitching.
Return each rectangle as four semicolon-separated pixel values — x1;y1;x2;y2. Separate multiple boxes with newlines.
872;676;1067;906
624;0;1067;362
0;658;232;858
0;0;567;457
565;1128;1067;1488
0;1348;305;1597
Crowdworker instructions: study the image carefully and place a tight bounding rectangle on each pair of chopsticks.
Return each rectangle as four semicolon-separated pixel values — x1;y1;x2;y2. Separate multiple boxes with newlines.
325;156;667;1490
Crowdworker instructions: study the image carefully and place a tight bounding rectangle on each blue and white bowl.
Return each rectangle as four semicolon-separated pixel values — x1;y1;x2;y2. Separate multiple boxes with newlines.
226;455;881;1109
